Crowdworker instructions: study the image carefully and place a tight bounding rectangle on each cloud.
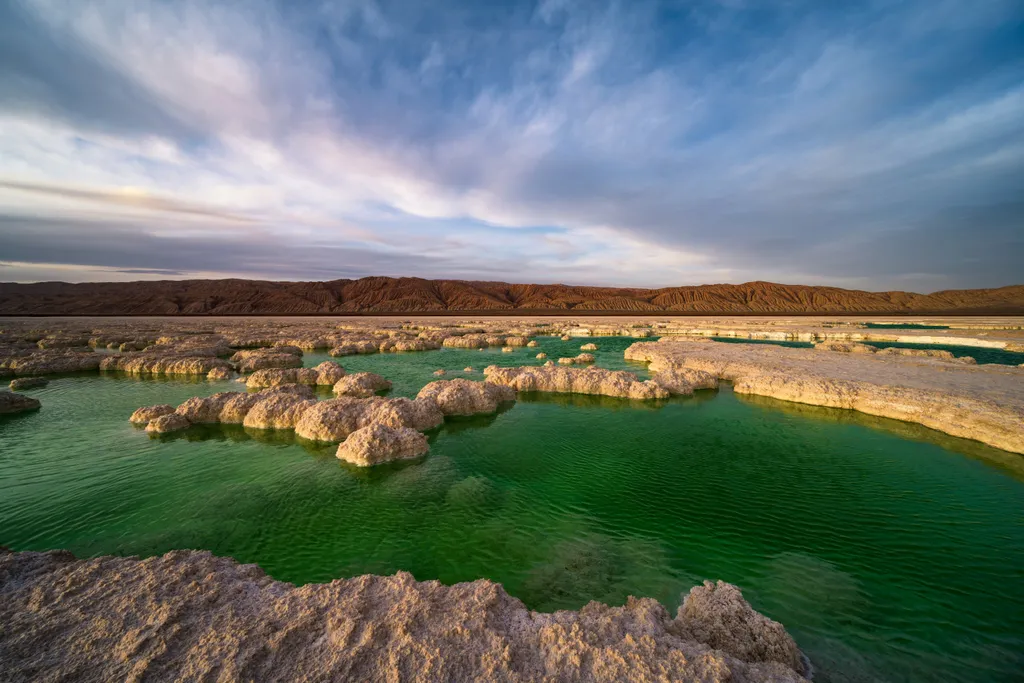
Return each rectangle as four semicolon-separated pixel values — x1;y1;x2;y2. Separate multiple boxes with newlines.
0;0;1021;291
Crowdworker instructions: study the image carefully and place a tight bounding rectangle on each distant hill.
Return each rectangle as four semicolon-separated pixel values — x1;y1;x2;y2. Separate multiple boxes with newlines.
1;278;1022;315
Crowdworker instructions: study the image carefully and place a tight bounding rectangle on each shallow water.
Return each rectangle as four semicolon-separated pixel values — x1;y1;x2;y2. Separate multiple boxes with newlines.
706;335;1023;365
2;335;1023;683
860;340;1024;366
710;336;813;348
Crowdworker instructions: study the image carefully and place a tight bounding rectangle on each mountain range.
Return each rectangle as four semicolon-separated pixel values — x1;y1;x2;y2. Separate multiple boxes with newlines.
1;278;1022;315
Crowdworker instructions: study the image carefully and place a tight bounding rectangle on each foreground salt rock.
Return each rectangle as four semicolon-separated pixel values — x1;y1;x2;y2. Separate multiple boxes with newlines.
0;390;41;414
416;378;516;416
485;366;669;400
0;548;809;682
245;361;345;388
332;372;392;397
625;339;1024;454
336;423;429;466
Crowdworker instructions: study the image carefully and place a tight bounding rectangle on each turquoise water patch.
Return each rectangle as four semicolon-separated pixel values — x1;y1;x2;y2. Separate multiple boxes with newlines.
861;341;1024;365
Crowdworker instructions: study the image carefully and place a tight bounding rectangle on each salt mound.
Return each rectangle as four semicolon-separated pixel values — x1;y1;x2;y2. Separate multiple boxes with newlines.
130;404;174;424
231;351;303;373
416;378;516;416
246;361;345;388
484;366;669;400
335;423;429;466
332;372;392;397
145;413;190;433
243;393;316;430
101;354;232;376
295;397;443;443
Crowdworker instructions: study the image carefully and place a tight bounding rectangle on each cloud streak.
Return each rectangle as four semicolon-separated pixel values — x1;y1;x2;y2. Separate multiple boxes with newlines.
0;0;1021;291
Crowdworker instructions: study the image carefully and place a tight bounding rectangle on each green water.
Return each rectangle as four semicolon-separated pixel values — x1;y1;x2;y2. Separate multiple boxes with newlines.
710;336;813;349
861;341;1024;366
708;335;1022;365
2;335;1023;683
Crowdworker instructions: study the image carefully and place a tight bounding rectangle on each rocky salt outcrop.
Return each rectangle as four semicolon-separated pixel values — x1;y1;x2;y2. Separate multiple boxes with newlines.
651;368;719;395
485;366;669;400
335;423;429;466
876;347;974;363
0;390;41;414
1;350;102;376
581;343;599;351
625;339;1024;454
145;413;191;433
230;350;304;373
416;378;516;416
166;386;317;428
245;361;345;388
295;397;444;443
536;352;547;359
9;377;48;390
206;367;234;380
100;353;232;377
379;338;440;353
813;341;878;354
329;340;379;356
0;548;808;683
332;372;392;397
558;353;596;365
242;393;316;430
129;404;175;425
678;580;806;675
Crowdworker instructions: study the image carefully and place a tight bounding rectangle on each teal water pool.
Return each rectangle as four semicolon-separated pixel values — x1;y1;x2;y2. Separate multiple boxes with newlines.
2;335;1023;683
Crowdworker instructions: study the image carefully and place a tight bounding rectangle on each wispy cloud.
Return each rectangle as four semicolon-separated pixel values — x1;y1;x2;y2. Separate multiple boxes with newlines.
0;0;1021;291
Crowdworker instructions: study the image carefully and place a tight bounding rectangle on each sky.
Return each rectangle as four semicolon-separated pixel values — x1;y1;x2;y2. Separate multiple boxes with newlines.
1;0;1022;292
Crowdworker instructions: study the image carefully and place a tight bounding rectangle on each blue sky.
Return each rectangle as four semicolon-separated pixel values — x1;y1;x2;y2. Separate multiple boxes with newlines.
1;0;1022;291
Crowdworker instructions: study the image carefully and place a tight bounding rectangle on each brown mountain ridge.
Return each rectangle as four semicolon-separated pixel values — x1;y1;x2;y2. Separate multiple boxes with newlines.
1;278;1022;315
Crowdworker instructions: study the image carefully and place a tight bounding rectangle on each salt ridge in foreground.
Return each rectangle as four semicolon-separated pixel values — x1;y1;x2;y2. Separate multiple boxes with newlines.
0;548;809;682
